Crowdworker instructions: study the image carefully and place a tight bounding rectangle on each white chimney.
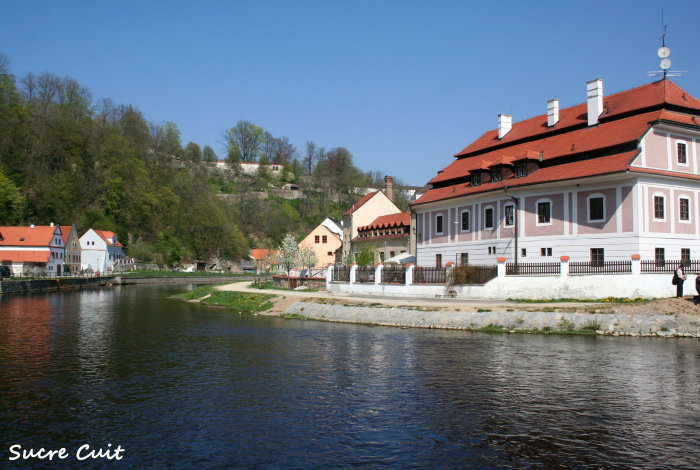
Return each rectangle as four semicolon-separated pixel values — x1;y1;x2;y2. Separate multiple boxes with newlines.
586;79;603;126
498;114;512;139
50;222;54;227
547;99;559;127
30;224;34;229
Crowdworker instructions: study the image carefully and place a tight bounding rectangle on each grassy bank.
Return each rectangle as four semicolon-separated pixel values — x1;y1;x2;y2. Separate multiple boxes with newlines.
172;285;222;300
201;291;275;312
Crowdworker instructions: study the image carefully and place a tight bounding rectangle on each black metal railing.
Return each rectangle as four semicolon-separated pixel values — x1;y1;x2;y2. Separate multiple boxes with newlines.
641;260;700;274
333;266;350;282
381;266;406;284
413;266;446;284
355;267;375;283
569;260;632;274
506;262;560;276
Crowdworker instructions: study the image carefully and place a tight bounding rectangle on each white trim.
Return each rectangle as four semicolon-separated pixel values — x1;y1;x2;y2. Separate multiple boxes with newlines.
477;203;481;240
460;209;471;233
678;194;691;224
652;192;666;222
563;192;569;235
616;187;622;233
519;197;525;238
447;207;451;241
632;183;639;234
572;191;578;235
503;203;515;228
483;205;495;230
695;190;699;235
670;188;675;234
535;198;553;226
675;140;689;167
644;186;649;232
639;129;647;167
586;193;606;223
693;137;698;175
666;132;672;170
435;213;444;235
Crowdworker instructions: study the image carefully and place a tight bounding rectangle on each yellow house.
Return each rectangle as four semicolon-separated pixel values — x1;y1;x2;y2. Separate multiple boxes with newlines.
299;219;343;267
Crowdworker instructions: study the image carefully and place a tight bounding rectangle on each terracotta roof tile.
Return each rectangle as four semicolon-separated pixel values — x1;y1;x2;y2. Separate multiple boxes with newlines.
358;212;410;231
343;191;381;216
60;226;72;245
0;250;51;263
0;226;58;246
93;230;123;247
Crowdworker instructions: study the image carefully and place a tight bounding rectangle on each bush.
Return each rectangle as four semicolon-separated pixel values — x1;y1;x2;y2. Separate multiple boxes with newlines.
447;265;478;285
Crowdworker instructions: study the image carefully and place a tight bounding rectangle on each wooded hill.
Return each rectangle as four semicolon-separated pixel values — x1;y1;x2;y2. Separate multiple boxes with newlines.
0;54;411;264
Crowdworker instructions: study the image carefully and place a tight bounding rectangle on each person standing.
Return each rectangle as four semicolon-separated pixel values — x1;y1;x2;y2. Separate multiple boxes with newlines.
695;274;700;305
676;264;687;298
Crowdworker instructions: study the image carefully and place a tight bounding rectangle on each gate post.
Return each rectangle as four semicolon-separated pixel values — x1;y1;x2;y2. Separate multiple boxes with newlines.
560;256;570;277
375;263;383;286
497;257;507;277
326;264;333;290
349;263;357;284
405;263;414;286
631;254;641;275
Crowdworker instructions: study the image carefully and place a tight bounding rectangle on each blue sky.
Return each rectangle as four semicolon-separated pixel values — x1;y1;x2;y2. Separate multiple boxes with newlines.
2;0;699;186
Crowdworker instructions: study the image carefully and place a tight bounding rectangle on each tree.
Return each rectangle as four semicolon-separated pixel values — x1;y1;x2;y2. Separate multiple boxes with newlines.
298;240;319;271
163;121;182;157
355;244;378;267
222;120;264;162
184;142;202;163
303;141;317;175
275;233;301;278
202;145;217;163
0;166;20;224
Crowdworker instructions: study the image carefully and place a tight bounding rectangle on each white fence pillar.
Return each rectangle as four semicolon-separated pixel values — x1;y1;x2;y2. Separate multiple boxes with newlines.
326;264;333;290
631;254;641;275
375;263;383;286
497;257;506;277
349;263;357;284
405;263;414;286
560;256;569;277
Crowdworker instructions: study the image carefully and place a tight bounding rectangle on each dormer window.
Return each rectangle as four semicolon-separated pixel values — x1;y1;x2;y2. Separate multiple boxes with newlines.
515;164;526;178
492;169;502;182
471;172;481;187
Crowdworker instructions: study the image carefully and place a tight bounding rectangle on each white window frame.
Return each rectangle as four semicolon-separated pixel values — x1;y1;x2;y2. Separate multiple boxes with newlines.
587;193;606;223
460;209;471;233
676;140;688;166
503;203;515;228
535;198;553;226
435;214;444;235
678;195;691;224
484;205;495;230
652;192;666;221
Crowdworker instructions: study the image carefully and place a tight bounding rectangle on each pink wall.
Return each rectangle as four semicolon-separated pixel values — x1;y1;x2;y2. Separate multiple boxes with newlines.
577;188;617;234
647;187;671;233
481;200;498;240
645;130;669;169
670;134;694;173
524;193;564;237
431;209;449;244
621;186;634;232
675;192;695;235
499;199;516;239
456;205;474;242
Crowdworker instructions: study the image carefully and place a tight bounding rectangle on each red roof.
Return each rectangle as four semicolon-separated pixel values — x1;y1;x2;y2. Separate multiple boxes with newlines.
358;212;411;231
0;250;51;263
250;249;274;261
0;226;58;246
93;230;123;247
60;225;73;245
456;79;700;158
343;191;380;216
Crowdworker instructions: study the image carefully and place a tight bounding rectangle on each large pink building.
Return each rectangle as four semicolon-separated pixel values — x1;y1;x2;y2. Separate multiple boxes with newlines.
411;79;700;267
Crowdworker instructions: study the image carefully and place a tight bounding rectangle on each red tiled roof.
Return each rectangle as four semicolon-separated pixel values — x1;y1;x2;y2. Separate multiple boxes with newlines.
358;212;410;231
414;150;639;206
456;79;700;158
94;230;123;247
343;191;380;216
60;226;72;245
0;250;51;263
0;226;57;246
250;249;273;261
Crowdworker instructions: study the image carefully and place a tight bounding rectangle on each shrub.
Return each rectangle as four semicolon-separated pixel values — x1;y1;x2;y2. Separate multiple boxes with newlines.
580;317;602;331
447;265;478;285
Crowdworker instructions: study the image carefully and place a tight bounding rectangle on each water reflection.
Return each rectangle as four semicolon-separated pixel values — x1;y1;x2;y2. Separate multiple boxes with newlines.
0;286;699;469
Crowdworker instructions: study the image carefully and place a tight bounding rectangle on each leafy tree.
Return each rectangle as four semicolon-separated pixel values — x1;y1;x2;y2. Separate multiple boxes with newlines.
275;233;300;278
184;141;202;163
222;120;264;162
163;121;182;156
355;244;378;267
0;166;20;224
298;240;319;270
202;145;217;163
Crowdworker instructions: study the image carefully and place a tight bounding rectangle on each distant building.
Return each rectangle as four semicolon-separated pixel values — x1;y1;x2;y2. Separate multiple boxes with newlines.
0;224;65;275
249;248;278;273
60;224;82;274
299;218;343;267
215;161;283;177
80;229;125;273
353;211;410;263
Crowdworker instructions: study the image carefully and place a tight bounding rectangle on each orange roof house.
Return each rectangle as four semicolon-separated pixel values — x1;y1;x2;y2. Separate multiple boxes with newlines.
0;224;65;274
411;78;700;267
353;211;411;264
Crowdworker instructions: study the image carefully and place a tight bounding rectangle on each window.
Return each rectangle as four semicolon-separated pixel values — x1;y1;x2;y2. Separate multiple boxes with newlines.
591;248;604;266
521;248;527;257
678;142;687;164
380;252;385;262
327;251;333;256
680;198;690;221
485;207;494;229
390;251;395;258
537;201;551;225
654;196;665;220
322;235;327;243
471;172;481;187
515;164;526;178
315;235;320;243
492;169;502;182
655;248;665;266
588;196;605;222
461;210;470;231
460;253;468;265
682;248;691;266
488;247;492;255
436;215;443;234
504;205;514;227
436;254;442;266
540;248;552;257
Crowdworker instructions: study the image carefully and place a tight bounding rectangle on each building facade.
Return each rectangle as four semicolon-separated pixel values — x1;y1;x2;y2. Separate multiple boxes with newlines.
0;224;65;275
352;212;410;263
60;224;82;273
80;229;125;272
412;79;700;267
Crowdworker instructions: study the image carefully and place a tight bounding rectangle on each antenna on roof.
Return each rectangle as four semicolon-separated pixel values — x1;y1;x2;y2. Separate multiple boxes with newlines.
647;2;686;79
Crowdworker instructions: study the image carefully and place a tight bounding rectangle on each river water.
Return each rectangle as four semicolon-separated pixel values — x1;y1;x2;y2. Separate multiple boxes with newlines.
1;284;699;469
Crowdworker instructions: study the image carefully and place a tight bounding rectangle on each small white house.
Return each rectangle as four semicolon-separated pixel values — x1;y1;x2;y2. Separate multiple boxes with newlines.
80;229;125;273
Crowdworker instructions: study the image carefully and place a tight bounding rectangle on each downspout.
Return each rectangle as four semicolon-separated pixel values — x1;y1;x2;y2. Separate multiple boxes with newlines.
503;186;518;272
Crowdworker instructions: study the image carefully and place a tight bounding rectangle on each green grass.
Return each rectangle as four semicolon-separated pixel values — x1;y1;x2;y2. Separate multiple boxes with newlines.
281;313;308;320
200;291;276;312
507;297;649;304
477;308;492;312
172;285;222;300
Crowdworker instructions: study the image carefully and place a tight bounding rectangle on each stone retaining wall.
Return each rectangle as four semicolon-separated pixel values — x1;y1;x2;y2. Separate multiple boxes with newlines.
0;277;107;294
114;276;255;285
284;302;700;338
273;276;325;290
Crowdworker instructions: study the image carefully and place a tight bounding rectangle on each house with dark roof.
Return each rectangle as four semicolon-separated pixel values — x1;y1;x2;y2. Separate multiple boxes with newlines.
342;177;401;261
0;224;65;275
353;211;410;263
411;78;700;267
80;229;125;272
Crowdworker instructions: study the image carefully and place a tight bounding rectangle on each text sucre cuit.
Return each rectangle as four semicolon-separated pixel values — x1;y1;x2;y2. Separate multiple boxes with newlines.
9;444;124;461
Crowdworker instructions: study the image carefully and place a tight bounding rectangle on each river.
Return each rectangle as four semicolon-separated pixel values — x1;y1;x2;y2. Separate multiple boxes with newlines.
1;284;699;469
